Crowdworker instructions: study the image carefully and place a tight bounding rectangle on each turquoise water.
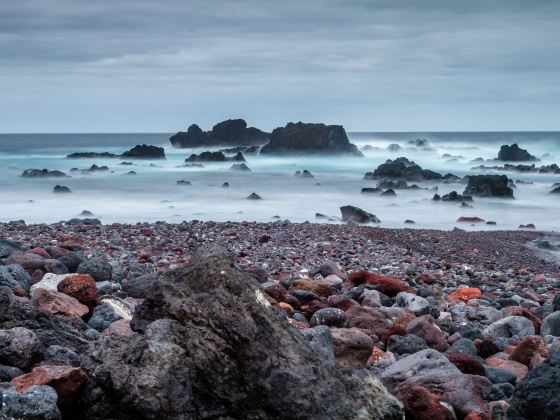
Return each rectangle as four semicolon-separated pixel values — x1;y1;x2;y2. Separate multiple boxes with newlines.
0;132;559;231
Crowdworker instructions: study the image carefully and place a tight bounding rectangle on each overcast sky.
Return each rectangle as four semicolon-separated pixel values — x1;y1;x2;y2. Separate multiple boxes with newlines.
1;0;559;132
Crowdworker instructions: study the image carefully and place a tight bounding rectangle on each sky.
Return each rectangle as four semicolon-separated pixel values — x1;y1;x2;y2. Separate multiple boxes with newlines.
0;0;559;133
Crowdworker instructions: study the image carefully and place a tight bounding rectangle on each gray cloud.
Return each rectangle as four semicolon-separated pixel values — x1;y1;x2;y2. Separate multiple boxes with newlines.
0;0;559;132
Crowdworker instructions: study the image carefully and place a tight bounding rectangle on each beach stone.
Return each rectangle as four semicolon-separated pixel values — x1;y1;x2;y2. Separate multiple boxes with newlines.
386;334;428;356
330;327;374;369
80;254;403;419
3;251;45;274
360;289;381;307
77;258;112;282
486;358;528;382
541;311;560;337
508;351;560;419
400;385;455;420
0;236;22;258
406;315;448;352
483;365;517;385
450;337;478;356
43;259;68;275
102;319;134;337
488;382;515;401
0;327;42;370
311;261;348;280
483;316;535;339
395;372;487;418
300;325;335;366
449;287;482;302
347;270;412;297
346;305;390;337
121;272;157;299
87;302;124;332
446;352;485;375
58;251;86;273
40;345;81;367
510;335;549;367
340;205;380;223
57;274;99;309
30;273;72;293
0;385;61;419
0;265;29;293
501;306;542;333
11;365;87;399
262;283;301;310
380;348;460;393
30;288;89;318
322;274;343;288
310;307;346;327
327;295;359;311
394;292;430;316
290;278;332;297
0;364;25;382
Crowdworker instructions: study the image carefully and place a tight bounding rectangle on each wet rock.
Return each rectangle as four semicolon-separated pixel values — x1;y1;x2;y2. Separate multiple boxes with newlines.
81;256;403;419
0;385;61;419
340;205;380;223
0;327;42;370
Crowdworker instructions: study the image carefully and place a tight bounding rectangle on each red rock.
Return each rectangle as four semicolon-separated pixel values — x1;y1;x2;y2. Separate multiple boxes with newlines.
262;283;300;310
303;300;329;318
416;273;439;285
3;251;45;273
102;319;133;337
11;365;87;399
278;302;293;313
486;358;528;381
446;352;485;375
464;412;490;420
346;305;389;338
57;274;99;309
30;269;44;285
406;315;448;352
457;217;485;223
366;346;386;367
449;288;482;302
30;288;89;317
346;270;412;297
43;259;68;274
509;336;549;367
27;248;51;259
327;295;359;311
400;385;455;420
380;325;407;343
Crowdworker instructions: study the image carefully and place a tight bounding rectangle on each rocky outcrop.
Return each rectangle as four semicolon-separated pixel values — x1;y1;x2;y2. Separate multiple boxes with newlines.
340;206;380;224
121;145;165;160
170;119;269;148
463;175;514;198
80;255;403;419
185;151;245;162
497;144;538;162
67;152;119;159
21;169;68;178
260;122;362;156
369;157;442;181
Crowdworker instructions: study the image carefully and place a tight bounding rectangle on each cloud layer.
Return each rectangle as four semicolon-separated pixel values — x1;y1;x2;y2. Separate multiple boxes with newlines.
1;0;559;132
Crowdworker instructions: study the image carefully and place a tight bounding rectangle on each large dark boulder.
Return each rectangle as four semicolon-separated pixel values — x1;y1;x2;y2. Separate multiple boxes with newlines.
0;236;22;258
508;351;560;419
463;175;514;198
260;122;363;156
170;119;269;148
186;151;245;162
80;254;402;419
67;152;119;159
497;144;538;162
370;157;442;181
340;205;380;224
121;145;165;160
21;169;68;178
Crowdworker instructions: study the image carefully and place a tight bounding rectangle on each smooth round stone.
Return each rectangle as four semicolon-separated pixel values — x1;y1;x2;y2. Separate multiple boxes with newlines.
310;308;347;328
541;311;560;337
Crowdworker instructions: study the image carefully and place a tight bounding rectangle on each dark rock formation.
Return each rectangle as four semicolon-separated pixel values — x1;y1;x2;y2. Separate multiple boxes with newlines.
497;144;538;162
21;169;68;178
294;170;314;177
440;191;473;202
247;193;262;200
170;119;269;148
186;151;245;162
67;152;119;159
53;185;72;194
230;163;251;171
80;255;403;419
121;145;165;160
260;122;362;156
65;218;102;226
361;187;382;194
340;206;380;223
369;157;442;181
463;175;514;198
87;164;109;172
472;163;559;174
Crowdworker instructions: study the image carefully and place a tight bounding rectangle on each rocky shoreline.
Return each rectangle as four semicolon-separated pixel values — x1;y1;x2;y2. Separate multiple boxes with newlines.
1;221;560;419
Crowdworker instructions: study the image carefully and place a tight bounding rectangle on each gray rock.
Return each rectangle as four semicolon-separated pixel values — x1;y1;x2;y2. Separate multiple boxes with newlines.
121;272;157;298
484;365;517;385
541;311;560;337
0;237;22;258
87;303;123;332
483;316;535;339
394;292;430;316
77;258;112;282
0;327;43;370
0;364;24;382
300;325;335;366
0;264;31;293
386;334;428;356
39;345;81;367
360;289;381;307
58;251;86;273
380;348;460;393
310;308;347;328
0;385;61;419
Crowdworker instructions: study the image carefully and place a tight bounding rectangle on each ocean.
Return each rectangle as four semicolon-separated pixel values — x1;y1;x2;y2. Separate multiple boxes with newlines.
0;132;559;231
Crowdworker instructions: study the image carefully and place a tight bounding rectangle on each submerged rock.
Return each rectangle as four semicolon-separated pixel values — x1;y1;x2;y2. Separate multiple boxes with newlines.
21;169;68;178
369;157;442;181
340;205;380;224
497;144;538;162
463;175;514;198
80;254;403;419
121;145;165;160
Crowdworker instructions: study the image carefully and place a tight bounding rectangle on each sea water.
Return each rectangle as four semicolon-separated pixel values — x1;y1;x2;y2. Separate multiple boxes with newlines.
0;132;559;231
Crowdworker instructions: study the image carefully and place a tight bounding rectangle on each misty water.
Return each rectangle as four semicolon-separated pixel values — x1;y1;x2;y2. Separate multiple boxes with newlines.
0;132;558;231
